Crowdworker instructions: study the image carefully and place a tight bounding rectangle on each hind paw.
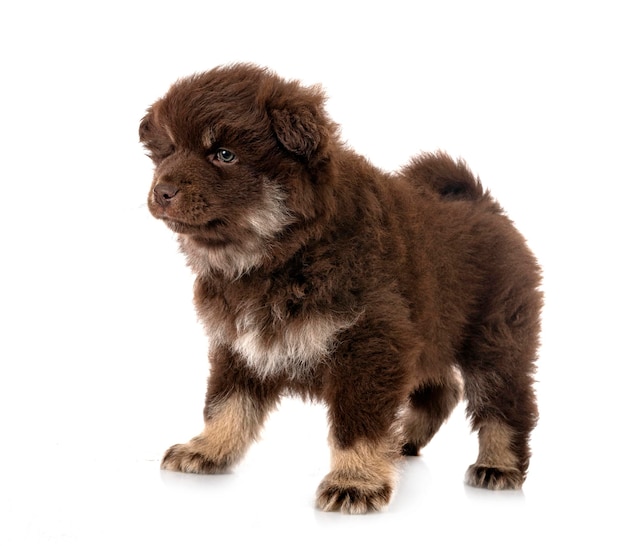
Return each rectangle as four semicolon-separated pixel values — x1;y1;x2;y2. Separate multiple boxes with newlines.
465;464;524;490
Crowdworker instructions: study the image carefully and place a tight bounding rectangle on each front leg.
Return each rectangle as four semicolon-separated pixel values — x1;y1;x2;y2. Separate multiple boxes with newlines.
316;328;410;514
161;391;265;473
162;347;279;474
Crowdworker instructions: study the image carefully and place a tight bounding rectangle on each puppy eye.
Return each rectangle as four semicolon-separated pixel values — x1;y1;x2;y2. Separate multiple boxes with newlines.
216;148;237;164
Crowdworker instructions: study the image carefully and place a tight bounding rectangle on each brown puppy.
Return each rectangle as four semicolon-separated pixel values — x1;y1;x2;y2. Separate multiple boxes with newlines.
139;64;542;514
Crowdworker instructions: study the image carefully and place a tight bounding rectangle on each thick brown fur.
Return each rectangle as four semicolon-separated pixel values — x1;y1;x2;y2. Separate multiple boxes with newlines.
140;64;542;514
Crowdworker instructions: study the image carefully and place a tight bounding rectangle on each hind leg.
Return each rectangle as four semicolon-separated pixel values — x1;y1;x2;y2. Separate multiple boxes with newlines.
461;317;540;489
401;369;462;456
464;418;532;489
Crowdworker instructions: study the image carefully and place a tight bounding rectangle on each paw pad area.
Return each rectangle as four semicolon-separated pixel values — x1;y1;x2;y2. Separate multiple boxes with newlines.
465;464;524;490
161;443;229;474
316;481;392;514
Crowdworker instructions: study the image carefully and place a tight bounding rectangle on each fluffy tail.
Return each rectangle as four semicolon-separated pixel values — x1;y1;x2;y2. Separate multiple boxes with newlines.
402;151;486;201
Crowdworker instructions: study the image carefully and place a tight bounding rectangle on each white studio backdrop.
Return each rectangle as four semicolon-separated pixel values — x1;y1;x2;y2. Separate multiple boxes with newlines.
0;1;624;544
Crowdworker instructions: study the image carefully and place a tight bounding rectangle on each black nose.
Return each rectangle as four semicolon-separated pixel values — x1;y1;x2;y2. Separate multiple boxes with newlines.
153;183;179;207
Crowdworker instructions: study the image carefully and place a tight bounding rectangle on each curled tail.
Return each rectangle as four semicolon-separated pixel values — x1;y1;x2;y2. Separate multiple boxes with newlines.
402;151;487;201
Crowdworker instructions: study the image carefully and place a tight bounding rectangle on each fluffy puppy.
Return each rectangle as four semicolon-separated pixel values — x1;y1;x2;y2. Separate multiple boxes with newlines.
139;64;542;514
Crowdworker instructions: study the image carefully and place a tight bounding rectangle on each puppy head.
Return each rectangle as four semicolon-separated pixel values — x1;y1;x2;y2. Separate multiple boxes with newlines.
140;64;338;277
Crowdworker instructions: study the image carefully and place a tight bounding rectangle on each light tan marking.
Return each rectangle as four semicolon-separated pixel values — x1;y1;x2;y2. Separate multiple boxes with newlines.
197;393;263;462
233;313;356;379
161;393;265;473
474;420;518;470
465;420;524;489
202;127;215;150
245;180;293;239
316;438;399;514
329;439;398;486
181;233;268;280
163;123;176;147
179;179;293;279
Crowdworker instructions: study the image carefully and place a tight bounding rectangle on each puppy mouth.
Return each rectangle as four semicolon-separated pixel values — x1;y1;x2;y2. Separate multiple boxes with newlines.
163;217;227;237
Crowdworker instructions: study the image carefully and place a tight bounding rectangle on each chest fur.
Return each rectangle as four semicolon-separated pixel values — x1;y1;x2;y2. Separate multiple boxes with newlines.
194;279;356;379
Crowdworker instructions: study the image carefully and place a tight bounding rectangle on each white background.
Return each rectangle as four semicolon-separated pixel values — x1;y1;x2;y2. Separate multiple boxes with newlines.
1;1;624;544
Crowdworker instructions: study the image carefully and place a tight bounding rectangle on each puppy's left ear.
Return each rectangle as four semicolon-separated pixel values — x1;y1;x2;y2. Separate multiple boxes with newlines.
139;108;153;142
270;106;325;159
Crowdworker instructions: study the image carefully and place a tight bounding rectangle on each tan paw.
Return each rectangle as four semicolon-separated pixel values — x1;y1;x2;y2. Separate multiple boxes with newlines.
316;473;393;514
465;464;524;490
161;442;230;474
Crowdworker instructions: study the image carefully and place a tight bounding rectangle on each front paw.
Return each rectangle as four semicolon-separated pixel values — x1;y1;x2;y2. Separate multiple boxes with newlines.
465;464;524;490
161;443;229;474
316;473;393;514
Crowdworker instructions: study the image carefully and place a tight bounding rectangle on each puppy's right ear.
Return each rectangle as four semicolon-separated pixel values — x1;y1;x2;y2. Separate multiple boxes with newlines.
270;106;324;159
